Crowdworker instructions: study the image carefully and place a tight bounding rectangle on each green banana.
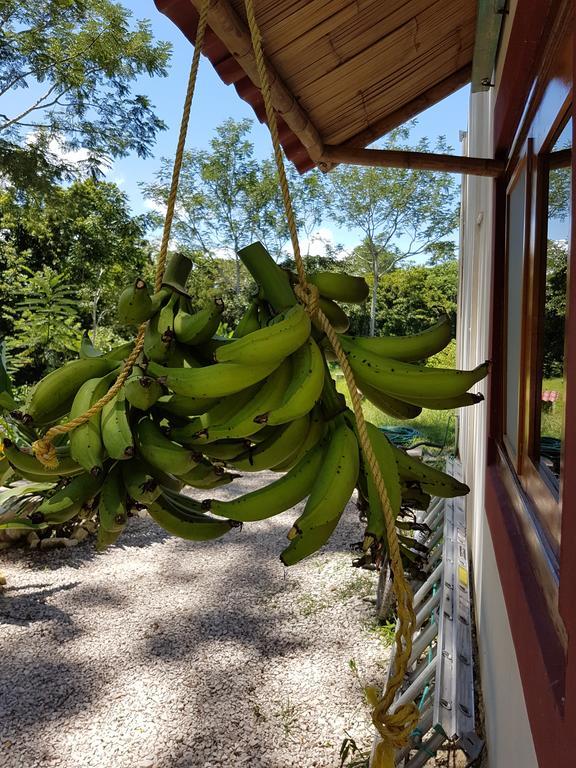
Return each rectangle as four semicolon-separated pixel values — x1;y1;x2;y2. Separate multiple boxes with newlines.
318;296;350;333
145;358;281;399
169;383;261;443
3;439;83;480
117;278;153;325
356;375;422;420
233;298;261;337
156;292;179;342
344;314;452;362
281;416;359;565
208;437;327;522
201;439;250;461
104;341;137;363
179;462;239;489
214;304;311;365
393;391;485;410
143;311;173;364
269;405;326;471
101;388;134;460
365;422;469;498
229;415;310;472
173;298;225;346
400;483;433;511
69;372;117;475
25;358;118;426
147;499;238;541
37;472;103;524
134;416;200;477
137;457;184;492
124;368;164;411
207;359;292;440
261;337;324;426
154;393;220;418
339;337;490;400
97;463;128;541
166;343;202;369
361;421;402;542
308;271;369;303
80;332;102;359
0;454;14;484
121;459;161;504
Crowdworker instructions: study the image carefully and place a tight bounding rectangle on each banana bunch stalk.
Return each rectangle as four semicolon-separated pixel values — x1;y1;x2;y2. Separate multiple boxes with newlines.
2;245;487;564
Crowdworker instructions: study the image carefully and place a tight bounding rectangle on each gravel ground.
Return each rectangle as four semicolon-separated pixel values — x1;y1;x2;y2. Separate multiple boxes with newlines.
0;472;391;768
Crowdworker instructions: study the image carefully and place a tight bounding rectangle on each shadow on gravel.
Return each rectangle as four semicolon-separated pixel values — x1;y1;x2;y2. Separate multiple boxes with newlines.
0;653;97;732
0;581;79;628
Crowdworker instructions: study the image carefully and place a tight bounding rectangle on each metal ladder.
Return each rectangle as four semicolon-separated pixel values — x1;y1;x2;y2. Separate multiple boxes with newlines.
372;458;484;767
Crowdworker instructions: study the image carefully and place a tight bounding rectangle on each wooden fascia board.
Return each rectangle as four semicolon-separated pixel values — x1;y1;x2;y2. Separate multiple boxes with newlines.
471;0;507;92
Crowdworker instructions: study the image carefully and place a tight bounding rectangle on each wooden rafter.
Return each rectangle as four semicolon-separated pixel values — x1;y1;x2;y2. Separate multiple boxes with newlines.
187;0;326;163
318;145;504;177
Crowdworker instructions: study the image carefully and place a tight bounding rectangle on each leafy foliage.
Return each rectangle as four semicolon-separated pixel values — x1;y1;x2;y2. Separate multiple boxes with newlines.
327;125;459;334
0;0;171;185
0;179;153;341
4;266;82;379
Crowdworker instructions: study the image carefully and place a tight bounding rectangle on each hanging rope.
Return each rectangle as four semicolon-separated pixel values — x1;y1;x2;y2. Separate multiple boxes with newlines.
32;0;211;469
243;0;418;763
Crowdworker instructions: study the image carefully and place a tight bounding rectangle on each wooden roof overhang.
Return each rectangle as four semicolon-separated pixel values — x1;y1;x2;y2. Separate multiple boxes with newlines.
155;0;504;178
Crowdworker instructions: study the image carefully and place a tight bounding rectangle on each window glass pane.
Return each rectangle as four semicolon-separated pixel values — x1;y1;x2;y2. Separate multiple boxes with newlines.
539;119;571;494
506;170;526;453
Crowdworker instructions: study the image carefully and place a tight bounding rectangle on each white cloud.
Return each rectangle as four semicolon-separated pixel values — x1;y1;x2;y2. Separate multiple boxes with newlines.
144;199;167;214
25;131;112;174
285;227;341;259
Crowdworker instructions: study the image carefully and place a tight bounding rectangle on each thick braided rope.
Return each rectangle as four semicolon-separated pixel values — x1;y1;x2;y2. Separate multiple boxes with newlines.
32;0;210;468
244;0;418;757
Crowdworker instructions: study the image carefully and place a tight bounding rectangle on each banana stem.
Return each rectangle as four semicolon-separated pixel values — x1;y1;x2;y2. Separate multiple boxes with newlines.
238;242;297;312
161;252;193;294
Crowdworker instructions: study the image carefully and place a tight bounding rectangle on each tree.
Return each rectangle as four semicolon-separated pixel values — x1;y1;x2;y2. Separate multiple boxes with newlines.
3;266;83;381
0;0;171;186
143;119;267;292
142;118;329;293
328;125;459;334
374;261;459;338
0;179;153;343
543;239;567;377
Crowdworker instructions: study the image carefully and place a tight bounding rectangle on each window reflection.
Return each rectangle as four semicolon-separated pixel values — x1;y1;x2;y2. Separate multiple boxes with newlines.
539;118;571;495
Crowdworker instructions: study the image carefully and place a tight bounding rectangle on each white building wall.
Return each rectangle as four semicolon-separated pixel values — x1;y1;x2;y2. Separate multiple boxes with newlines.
457;88;538;767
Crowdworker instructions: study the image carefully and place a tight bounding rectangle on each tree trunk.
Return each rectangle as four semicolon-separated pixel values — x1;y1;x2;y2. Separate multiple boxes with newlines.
370;269;379;336
234;253;241;293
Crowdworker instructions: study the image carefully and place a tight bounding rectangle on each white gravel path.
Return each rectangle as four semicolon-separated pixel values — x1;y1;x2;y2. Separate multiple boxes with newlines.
0;472;391;768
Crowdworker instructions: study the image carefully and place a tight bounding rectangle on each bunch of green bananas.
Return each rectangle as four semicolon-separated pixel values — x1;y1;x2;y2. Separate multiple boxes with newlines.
1;244;487;563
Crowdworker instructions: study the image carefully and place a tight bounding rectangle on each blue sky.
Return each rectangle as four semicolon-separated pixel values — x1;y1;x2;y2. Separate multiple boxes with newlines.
113;0;471;244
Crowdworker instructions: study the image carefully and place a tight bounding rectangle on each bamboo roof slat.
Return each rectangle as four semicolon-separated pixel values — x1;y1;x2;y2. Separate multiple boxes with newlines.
154;0;480;173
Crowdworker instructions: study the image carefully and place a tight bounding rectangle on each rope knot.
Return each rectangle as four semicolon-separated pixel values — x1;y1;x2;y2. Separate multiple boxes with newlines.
32;438;59;469
293;281;320;318
373;702;421;749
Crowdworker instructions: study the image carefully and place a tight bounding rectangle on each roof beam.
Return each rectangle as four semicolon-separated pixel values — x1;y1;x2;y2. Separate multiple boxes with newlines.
187;0;326;164
318;146;505;177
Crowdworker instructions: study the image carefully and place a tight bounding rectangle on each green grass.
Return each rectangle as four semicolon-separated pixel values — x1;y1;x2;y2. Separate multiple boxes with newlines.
541;377;564;440
334;375;456;451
